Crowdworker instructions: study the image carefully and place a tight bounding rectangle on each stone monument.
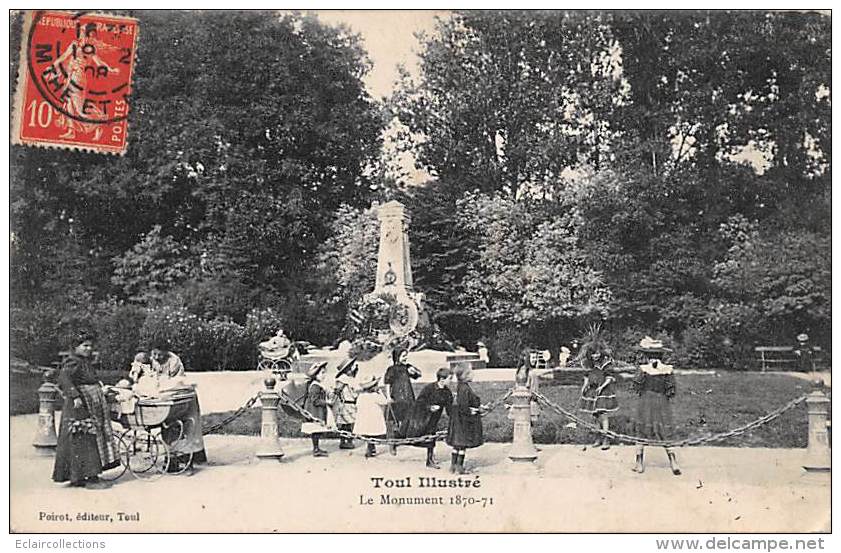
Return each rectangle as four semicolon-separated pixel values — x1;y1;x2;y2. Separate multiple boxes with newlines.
368;200;422;338
297;200;484;382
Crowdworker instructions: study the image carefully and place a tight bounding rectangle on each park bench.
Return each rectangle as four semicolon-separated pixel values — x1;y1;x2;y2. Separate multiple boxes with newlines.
754;345;823;372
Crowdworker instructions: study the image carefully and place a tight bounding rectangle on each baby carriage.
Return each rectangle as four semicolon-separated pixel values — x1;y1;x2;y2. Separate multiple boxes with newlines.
258;338;307;380
103;387;199;481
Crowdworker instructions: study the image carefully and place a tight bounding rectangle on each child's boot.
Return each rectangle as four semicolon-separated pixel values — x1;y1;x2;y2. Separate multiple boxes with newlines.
457;452;471;474
666;449;681;476
632;450;645;473
425;447;440;469
449;452;459;473
365;442;377;458
312;436;328;457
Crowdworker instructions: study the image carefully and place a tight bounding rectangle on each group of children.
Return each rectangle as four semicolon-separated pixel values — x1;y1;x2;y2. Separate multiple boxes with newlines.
295;347;485;474
290;332;682;476
577;333;682;476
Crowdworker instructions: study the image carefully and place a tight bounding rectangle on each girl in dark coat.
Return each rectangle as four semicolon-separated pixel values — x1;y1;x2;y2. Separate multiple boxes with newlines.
631;338;681;476
404;368;453;468
300;362;331;457
446;366;484;474
383;346;421;455
52;331;120;488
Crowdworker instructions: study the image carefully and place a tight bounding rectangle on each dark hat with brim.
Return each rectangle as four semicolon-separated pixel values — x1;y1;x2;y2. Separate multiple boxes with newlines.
336;357;358;377
305;361;328;378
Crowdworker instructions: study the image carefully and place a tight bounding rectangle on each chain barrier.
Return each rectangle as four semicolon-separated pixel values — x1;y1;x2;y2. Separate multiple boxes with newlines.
531;390;808;448
276;388;513;446
201;392;260;435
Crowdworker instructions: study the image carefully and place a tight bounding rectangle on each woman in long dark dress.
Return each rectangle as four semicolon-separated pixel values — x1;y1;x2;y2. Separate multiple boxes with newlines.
404;368;453;468
446;366;484;474
52;331;120;489
383;346;421;455
631;338;681;476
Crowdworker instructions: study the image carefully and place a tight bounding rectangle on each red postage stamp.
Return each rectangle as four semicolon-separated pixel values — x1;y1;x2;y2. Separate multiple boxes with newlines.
11;11;139;154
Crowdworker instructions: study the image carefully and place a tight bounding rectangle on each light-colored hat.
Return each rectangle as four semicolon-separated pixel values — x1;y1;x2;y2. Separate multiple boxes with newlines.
359;376;379;391
797;333;810;342
636;336;672;353
336;357;358;377
305;361;327;378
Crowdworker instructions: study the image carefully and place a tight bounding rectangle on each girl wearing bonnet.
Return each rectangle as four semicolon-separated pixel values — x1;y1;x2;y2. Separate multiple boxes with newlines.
631;336;681;476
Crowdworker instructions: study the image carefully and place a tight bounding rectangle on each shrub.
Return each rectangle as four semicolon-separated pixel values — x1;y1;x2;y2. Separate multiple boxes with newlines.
91;303;148;370
10;302;96;366
488;326;528;367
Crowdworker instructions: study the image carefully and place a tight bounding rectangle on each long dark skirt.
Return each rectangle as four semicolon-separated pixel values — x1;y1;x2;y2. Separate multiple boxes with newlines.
633;391;673;440
52;403;118;483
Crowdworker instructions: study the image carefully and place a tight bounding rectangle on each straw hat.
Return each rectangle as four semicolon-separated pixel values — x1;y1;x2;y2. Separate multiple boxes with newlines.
635;336;673;354
336;357;358;377
305;361;327;378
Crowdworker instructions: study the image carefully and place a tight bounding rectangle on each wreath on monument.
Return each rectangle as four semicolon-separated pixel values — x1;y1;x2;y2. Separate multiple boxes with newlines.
346;292;424;360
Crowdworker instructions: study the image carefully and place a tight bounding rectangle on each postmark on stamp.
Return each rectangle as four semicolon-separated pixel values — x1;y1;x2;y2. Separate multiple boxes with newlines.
11;11;139;154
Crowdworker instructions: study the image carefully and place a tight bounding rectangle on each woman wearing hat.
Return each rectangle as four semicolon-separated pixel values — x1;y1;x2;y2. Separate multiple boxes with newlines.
333;357;360;449
446;365;484;474
631;337;681;476
383;346;421;455
301;362;332;457
52;331;120;489
354;376;389;458
404;367;454;468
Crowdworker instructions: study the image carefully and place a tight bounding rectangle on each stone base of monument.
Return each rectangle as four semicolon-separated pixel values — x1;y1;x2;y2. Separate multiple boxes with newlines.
293;349;484;383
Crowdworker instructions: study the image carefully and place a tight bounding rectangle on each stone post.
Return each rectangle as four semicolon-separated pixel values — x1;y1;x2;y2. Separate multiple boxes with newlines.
803;380;830;473
508;384;538;465
32;376;60;451
255;377;284;462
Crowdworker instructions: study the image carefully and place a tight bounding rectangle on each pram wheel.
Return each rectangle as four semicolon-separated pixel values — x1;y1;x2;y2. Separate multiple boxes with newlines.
123;428;169;480
258;357;292;380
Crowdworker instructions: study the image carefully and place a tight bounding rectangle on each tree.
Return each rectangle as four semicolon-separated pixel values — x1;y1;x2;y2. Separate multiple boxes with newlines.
455;191;611;354
11;11;385;308
392;11;622;197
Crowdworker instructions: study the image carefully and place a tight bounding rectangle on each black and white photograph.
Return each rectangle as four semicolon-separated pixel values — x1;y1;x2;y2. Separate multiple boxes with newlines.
6;6;832;536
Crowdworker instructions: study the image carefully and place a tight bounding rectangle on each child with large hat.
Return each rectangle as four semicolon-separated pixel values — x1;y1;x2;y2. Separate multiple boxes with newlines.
333;357;360;449
300;362;333;457
630;337;681;476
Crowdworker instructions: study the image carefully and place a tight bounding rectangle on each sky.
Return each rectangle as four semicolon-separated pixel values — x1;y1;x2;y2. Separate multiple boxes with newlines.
308;10;445;100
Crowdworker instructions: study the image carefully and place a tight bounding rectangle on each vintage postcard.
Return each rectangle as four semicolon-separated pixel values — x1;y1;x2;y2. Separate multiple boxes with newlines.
8;8;831;535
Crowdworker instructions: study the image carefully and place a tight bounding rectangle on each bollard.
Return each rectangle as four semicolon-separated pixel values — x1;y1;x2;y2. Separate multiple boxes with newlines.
32;376;60;451
803;380;830;473
508;384;538;465
255;377;285;462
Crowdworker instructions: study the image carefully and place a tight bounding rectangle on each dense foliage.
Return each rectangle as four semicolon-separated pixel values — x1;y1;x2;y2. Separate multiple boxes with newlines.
10;10;830;370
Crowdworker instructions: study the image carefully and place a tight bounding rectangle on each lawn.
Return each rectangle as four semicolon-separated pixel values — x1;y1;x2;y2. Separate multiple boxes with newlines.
201;372;818;448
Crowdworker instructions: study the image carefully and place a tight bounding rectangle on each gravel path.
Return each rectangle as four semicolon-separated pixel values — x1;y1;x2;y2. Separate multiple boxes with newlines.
11;414;829;533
